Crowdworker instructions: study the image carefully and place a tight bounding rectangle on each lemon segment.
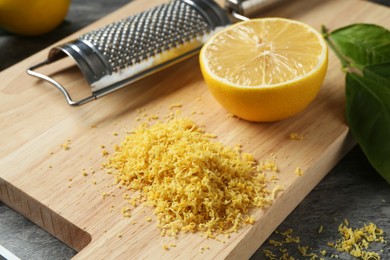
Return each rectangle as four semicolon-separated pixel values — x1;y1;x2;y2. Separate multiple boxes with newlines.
199;18;328;122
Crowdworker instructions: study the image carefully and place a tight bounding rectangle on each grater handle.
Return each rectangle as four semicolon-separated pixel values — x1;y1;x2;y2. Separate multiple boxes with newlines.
225;0;285;20
27;61;97;106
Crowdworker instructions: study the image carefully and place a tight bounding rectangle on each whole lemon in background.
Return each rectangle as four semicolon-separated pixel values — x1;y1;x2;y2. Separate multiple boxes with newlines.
0;0;71;36
200;18;328;122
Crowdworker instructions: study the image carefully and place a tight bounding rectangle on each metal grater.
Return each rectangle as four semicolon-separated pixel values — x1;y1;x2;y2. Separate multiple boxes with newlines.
27;0;282;106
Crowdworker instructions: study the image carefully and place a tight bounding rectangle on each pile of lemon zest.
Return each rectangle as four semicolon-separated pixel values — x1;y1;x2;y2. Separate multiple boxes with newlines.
103;116;272;237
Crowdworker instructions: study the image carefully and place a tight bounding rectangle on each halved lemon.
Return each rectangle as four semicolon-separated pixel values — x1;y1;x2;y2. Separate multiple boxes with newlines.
199;18;328;122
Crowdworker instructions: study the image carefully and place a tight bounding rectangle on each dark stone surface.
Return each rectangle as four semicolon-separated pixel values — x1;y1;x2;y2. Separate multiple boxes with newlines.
1;0;389;259
252;146;390;259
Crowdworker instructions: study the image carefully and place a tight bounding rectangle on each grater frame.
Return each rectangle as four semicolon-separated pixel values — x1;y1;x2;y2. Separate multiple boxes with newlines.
27;0;283;106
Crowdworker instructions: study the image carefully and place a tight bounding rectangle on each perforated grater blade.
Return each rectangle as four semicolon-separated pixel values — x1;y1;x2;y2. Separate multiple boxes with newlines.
27;0;283;106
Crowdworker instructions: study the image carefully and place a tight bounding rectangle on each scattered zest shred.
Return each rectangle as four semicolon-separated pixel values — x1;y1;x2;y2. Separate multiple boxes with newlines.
271;185;284;200
263;221;387;260
289;132;304;140
169;103;182;110
294;167;304;176
328;221;386;260
318;225;324;234
61;139;71;150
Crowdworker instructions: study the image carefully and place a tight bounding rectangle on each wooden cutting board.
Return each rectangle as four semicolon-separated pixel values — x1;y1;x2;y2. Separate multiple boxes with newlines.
0;0;388;259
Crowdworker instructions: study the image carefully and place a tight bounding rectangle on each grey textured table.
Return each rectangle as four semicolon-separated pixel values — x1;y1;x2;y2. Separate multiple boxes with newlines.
0;0;389;259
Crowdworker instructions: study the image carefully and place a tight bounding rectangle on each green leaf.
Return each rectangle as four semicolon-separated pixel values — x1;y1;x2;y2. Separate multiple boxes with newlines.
364;62;390;81
346;69;390;183
324;23;390;184
326;24;390;70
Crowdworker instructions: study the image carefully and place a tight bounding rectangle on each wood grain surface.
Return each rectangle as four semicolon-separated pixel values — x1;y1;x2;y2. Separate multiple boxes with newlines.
0;0;389;259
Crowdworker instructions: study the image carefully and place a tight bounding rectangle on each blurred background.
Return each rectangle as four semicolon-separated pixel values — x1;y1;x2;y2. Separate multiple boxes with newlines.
0;0;389;259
